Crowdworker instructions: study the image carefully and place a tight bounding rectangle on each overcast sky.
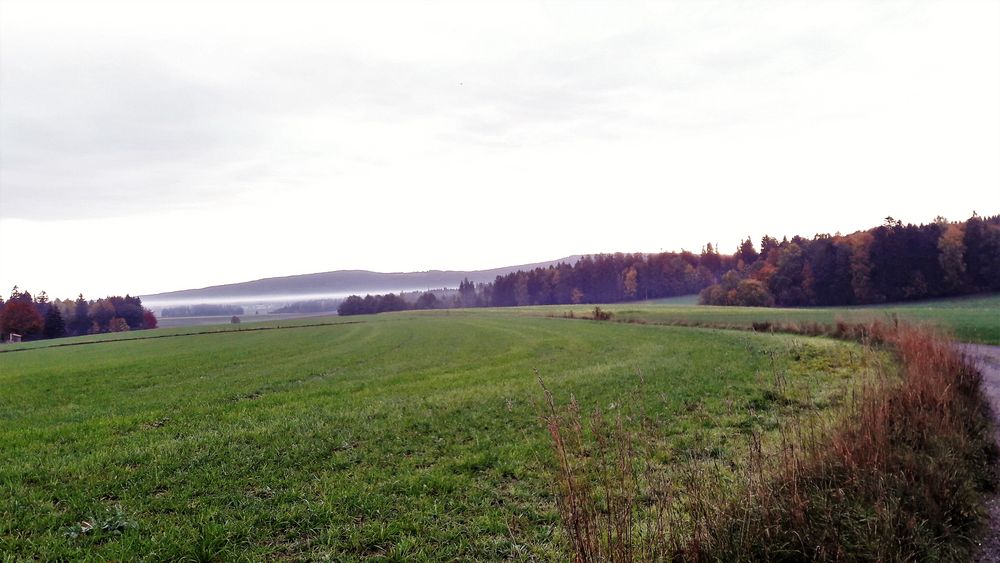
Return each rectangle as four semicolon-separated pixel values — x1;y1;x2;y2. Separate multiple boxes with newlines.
1;0;998;298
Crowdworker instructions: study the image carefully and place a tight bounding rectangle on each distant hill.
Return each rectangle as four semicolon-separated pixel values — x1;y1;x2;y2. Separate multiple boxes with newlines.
141;256;582;305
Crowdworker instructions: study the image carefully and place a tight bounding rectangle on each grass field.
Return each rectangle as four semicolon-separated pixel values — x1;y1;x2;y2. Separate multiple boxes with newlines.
525;293;1000;345
0;310;866;560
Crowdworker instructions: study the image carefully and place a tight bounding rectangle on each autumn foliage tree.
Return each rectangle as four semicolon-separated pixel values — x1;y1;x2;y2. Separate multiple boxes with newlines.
700;213;1000;307
142;309;158;329
2;287;157;342
937;221;966;291
109;317;130;332
1;300;43;338
89;300;116;333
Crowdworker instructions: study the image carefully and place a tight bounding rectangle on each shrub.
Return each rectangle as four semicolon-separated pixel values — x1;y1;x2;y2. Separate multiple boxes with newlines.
733;279;774;307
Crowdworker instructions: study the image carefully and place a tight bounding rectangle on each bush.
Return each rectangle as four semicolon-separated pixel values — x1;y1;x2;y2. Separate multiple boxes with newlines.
733;279;774;307
698;284;727;305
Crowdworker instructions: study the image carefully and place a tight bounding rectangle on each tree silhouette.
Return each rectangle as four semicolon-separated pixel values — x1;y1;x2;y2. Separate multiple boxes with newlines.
43;306;66;339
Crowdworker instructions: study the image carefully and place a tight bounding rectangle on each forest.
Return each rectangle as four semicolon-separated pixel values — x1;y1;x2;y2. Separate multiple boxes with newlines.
338;214;1000;315
270;299;341;315
700;214;1000;306
0;288;157;342
160;304;245;318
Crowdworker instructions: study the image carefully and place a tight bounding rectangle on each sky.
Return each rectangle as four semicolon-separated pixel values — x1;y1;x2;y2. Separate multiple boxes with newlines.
1;0;998;298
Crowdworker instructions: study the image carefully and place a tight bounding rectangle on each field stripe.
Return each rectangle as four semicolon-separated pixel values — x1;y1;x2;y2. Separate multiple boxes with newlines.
0;320;365;354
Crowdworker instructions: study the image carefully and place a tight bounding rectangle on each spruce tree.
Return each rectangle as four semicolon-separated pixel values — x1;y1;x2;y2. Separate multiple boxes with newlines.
43;306;66;339
69;294;91;336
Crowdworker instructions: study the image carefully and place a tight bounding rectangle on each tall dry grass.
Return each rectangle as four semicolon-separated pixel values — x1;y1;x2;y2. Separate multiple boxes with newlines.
541;321;996;561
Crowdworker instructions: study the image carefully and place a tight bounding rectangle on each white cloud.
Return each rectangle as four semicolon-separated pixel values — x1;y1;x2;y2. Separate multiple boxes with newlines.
1;0;997;297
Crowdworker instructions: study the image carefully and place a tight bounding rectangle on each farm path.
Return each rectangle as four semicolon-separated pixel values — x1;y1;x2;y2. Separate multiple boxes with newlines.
966;343;1000;562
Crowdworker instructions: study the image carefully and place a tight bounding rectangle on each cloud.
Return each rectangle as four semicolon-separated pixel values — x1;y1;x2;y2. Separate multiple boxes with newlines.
1;0;997;296
2;1;898;219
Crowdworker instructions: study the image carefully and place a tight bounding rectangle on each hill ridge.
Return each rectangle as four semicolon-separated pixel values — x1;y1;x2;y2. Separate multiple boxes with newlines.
142;256;583;302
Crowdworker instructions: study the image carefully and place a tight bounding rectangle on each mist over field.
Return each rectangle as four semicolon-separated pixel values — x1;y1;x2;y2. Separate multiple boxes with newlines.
142;292;365;312
139;256;581;314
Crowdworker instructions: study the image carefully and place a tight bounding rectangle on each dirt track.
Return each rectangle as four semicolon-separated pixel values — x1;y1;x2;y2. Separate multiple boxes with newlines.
964;344;1000;562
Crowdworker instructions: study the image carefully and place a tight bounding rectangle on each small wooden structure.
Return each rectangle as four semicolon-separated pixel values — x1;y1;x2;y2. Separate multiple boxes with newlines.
8;333;22;343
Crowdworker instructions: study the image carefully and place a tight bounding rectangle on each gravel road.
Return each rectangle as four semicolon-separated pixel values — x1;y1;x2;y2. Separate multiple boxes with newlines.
964;344;1000;562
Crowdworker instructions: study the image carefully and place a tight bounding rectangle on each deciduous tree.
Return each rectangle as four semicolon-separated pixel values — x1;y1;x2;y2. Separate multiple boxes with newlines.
848;232;877;304
937;222;966;291
109;317;130;332
623;266;638;299
142;309;158;329
89;299;116;332
1;300;43;338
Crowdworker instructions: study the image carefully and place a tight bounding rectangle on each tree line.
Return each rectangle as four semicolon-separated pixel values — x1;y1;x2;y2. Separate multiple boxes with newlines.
160;304;245;318
337;213;999;315
0;287;158;342
699;214;1000;307
339;250;719;315
271;299;341;315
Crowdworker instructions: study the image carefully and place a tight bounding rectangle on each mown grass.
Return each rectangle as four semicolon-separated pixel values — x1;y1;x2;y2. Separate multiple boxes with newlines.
524;293;1000;345
1;310;864;560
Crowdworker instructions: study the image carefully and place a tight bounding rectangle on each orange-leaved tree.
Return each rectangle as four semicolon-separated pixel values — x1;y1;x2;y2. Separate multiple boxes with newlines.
1;300;43;338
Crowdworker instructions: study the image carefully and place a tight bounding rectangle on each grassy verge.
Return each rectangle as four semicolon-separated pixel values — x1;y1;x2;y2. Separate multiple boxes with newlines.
543;321;996;560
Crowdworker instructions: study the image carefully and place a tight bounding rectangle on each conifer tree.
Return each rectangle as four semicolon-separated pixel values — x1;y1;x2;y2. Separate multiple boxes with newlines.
43;306;66;339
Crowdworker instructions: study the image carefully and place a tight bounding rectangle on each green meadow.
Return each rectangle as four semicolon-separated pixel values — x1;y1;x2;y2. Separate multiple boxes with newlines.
528;293;1000;345
2;294;995;559
1;310;868;561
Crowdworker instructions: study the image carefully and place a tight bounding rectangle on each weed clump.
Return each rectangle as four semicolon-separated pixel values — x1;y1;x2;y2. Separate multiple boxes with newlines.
592;307;613;321
63;505;135;540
